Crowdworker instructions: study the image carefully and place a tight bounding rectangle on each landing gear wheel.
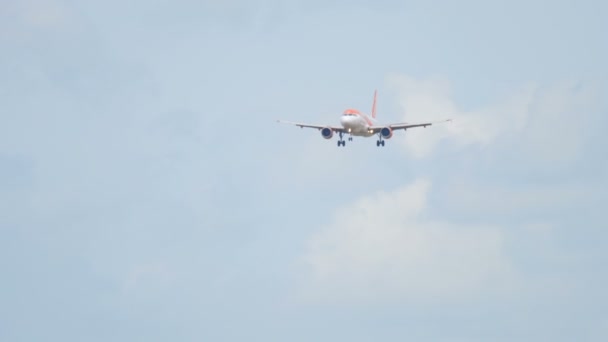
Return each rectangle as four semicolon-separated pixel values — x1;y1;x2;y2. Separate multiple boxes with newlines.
377;132;385;147
337;132;347;147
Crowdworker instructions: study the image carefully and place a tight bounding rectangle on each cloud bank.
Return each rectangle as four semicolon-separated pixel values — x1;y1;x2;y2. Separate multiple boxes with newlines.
298;178;519;307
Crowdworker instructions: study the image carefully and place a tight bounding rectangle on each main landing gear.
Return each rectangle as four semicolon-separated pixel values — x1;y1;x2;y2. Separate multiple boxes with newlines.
337;132;346;147
376;133;385;147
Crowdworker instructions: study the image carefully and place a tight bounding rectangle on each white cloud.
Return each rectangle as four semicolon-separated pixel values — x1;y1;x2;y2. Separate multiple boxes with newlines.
384;74;532;157
296;179;520;307
385;75;599;160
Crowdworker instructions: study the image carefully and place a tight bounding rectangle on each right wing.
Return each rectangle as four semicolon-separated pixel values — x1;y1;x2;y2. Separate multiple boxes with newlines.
276;120;347;133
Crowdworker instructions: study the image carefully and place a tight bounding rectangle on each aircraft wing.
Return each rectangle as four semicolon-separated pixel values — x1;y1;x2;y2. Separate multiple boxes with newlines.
368;118;452;133
276;120;347;133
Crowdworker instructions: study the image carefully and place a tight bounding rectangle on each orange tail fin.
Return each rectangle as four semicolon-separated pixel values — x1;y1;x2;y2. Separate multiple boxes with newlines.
371;90;377;119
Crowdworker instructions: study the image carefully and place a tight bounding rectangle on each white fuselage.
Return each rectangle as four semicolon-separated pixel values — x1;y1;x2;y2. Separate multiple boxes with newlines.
340;111;375;137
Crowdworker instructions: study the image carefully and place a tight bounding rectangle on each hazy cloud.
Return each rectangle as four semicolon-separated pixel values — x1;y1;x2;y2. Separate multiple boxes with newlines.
297;179;519;306
0;0;81;41
386;74;601;161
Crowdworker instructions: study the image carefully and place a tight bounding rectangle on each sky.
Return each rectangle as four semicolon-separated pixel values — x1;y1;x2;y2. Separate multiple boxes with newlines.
1;0;608;341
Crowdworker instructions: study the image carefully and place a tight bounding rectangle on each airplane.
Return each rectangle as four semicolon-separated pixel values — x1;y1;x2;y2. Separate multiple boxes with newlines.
277;90;452;147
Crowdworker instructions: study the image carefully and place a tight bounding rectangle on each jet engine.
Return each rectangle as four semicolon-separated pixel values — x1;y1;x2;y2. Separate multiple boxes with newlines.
380;127;393;139
321;127;333;139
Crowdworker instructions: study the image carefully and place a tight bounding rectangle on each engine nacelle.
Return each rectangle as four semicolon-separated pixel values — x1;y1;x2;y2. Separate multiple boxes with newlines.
380;127;393;139
321;127;334;139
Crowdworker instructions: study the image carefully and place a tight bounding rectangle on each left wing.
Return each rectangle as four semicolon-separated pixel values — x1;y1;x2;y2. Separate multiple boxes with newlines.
276;120;347;133
368;118;452;133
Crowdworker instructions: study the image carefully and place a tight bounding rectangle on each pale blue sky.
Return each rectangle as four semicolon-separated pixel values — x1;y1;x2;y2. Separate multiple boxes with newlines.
1;0;607;341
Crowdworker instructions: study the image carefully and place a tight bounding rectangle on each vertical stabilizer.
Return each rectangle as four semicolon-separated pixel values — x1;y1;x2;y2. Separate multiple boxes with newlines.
371;90;377;119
